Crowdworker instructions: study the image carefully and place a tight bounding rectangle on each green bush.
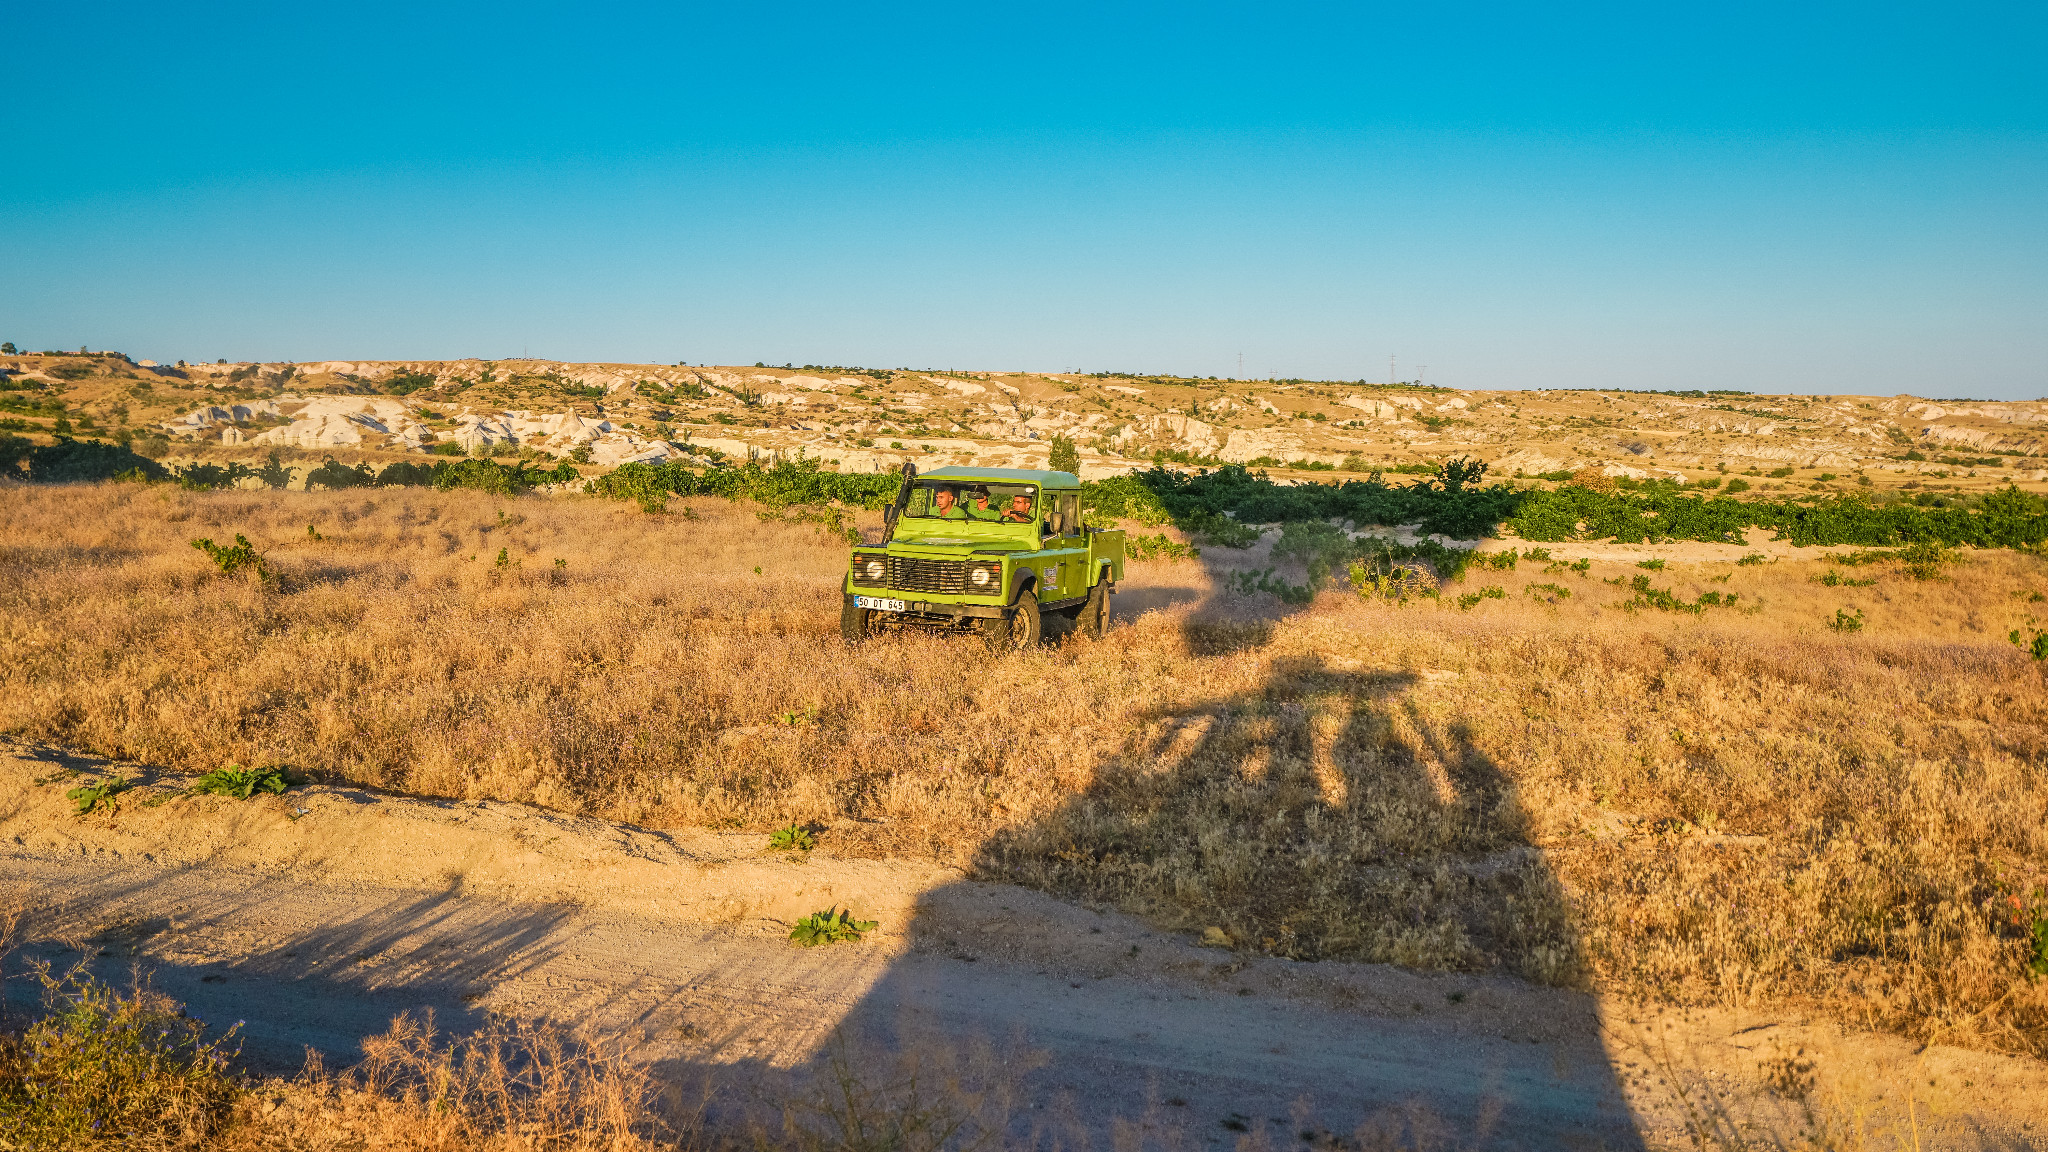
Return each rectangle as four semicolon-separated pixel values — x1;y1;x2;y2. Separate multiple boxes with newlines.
382;370;437;395
374;460;435;487
432;457;579;496
1125;532;1199;561
190;763;290;799
1048;433;1080;474
608;458;2048;558
174;462;255;490
0;432;30;480
0;971;244;1150
304;457;376;490
591;457;898;515
789;907;877;946
23;439;169;484
190;535;271;584
256;451;295;490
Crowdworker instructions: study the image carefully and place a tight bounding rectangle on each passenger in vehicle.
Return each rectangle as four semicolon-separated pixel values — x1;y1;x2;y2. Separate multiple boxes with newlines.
930;486;969;519
964;486;1003;521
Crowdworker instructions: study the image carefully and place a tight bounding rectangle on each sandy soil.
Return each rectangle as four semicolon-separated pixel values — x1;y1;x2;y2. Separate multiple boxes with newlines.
5;744;2045;1149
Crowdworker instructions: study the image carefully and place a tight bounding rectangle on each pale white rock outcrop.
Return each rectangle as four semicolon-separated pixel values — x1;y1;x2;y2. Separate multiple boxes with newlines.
1113;414;1221;453
1221;429;1305;463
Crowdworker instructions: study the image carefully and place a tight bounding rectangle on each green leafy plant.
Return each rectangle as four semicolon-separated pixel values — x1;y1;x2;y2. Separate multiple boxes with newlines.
1523;582;1572;602
1828;607;1866;633
66;775;132;814
1897;540;1957;580
2009;626;2048;661
1615;575;1736;615
1455;586;1507;610
1815;570;1875;587
189;534;271;584
190;764;290;799
1126;532;1199;561
1737;552;1769;566
769;825;817;851
1225;566;1314;605
789;907;877;946
0;970;244;1149
1635;558;1666;571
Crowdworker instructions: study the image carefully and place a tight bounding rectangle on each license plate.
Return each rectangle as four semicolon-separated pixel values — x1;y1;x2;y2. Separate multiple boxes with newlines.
855;596;906;612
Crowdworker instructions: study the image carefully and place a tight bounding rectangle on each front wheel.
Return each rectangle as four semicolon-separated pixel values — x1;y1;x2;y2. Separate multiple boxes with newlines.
840;597;872;643
981;591;1041;653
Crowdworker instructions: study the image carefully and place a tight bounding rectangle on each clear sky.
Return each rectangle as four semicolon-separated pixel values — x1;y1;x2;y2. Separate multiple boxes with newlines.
5;2;2044;396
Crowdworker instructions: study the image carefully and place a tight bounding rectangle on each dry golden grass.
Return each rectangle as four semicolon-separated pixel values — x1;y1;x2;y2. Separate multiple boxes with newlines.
251;1014;661;1151
3;483;2047;1061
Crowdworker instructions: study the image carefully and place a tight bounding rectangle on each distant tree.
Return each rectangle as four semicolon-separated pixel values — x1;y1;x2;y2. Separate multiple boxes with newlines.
1048;433;1080;475
0;343;15;355
0;432;29;479
257;450;296;490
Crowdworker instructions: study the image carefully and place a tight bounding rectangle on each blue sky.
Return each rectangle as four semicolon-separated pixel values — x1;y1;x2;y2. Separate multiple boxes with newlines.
4;2;2044;396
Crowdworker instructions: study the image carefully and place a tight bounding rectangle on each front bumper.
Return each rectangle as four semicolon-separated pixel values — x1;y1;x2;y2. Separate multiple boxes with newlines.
847;593;1008;620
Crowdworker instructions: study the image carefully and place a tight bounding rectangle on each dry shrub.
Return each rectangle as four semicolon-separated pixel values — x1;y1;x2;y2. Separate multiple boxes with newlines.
770;1031;1035;1152
273;1012;661;1151
4;485;2048;1057
1568;466;1615;491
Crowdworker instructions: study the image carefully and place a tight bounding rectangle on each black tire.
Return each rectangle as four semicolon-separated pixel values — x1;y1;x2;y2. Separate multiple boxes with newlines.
1079;578;1110;638
840;596;872;643
981;591;1042;653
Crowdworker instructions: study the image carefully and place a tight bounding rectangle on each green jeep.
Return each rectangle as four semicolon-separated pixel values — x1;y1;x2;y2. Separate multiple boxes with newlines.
842;464;1125;650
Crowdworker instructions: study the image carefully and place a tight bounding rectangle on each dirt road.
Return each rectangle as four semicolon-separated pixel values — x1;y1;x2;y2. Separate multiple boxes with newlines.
5;743;2043;1149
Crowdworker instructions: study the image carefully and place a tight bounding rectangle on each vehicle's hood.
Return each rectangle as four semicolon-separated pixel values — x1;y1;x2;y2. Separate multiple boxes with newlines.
888;539;1036;556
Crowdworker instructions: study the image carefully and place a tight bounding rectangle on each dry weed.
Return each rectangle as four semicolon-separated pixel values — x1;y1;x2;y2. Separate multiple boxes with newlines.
3;485;2047;1058
260;1011;664;1151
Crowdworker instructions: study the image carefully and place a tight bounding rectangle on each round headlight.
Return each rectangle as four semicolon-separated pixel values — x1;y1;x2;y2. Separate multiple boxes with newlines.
970;567;990;586
864;560;884;579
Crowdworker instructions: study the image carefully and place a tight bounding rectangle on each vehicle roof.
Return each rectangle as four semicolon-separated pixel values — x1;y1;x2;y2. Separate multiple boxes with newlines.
918;466;1078;487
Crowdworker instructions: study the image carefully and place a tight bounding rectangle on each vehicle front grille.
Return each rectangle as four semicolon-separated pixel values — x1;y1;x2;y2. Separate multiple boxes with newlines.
886;556;968;594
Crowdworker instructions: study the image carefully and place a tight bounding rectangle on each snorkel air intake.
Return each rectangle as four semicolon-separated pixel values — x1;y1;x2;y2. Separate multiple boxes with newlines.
880;461;917;544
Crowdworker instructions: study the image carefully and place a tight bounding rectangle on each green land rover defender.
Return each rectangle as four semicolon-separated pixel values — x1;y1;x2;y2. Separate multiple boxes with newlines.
841;464;1125;651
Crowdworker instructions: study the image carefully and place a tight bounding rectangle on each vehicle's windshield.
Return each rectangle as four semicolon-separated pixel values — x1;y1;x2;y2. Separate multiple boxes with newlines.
903;480;1037;524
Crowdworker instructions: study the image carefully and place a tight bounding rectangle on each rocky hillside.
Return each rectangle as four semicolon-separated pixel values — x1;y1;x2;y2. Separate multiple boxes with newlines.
4;351;2045;493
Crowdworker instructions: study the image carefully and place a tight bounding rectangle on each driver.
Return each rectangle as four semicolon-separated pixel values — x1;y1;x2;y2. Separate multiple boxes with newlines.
999;493;1036;523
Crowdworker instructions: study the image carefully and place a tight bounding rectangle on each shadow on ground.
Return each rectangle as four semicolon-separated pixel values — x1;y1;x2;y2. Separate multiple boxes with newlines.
1;542;1650;1147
